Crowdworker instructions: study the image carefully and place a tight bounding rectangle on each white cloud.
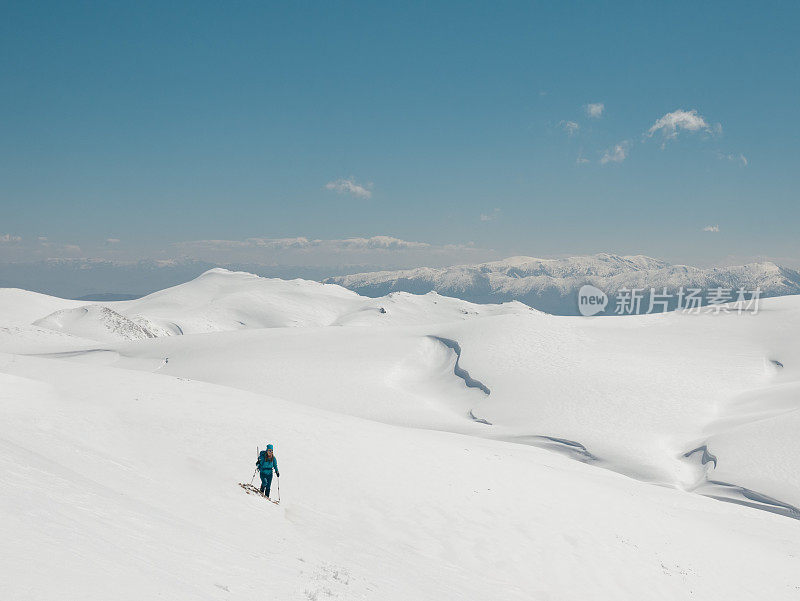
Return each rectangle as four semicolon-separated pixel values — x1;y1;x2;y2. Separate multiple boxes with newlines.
172;236;491;267
184;236;438;251
0;234;22;243
559;120;580;136
600;141;630;164
718;152;748;166
702;225;720;233
106;238;121;244
325;177;373;199
646;109;712;141
480;208;501;222
181;236;435;252
337;236;433;250
585;103;604;118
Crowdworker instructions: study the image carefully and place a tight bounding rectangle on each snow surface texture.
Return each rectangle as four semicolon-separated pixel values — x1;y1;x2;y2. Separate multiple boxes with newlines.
2;268;800;600
326;253;800;314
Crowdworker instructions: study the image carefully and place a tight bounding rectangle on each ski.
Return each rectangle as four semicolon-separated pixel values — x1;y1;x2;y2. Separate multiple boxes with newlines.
238;482;280;504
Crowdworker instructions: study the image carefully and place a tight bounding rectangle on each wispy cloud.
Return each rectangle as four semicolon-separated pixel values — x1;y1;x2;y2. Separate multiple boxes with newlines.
171;235;493;267
480;208;501;222
585;103;604;118
718;152;748;166
0;236;91;262
559;120;580;136
702;225;720;233
106;238;121;244
333;236;435;251
646;109;713;141
178;236;437;252
325;177;373;199
600;141;630;164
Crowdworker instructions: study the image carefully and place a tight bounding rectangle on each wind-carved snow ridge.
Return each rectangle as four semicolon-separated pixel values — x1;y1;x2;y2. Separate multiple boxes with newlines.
699;481;800;519
684;444;718;469
428;336;491;395
509;435;599;463
429;336;492;425
682;443;800;519
468;410;492;425
425;337;603;459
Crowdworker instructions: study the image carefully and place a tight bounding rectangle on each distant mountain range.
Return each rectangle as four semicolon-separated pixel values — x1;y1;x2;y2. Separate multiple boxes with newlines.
3;254;800;315
326;254;800;315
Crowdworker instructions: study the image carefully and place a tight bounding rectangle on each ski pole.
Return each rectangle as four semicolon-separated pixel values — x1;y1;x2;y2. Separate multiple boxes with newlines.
276;472;280;503
250;447;259;485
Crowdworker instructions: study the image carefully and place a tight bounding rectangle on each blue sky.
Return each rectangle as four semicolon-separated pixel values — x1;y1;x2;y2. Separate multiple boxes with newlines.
1;1;798;268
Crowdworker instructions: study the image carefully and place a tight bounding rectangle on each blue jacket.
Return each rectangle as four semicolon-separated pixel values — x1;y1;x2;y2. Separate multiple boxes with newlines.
256;451;279;477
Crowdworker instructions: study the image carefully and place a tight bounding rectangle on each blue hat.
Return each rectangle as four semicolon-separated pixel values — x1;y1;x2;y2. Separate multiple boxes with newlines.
266;444;273;451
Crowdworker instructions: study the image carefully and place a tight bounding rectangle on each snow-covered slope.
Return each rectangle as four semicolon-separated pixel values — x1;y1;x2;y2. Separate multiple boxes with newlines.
16;268;531;341
0;289;97;352
112;268;366;333
33;305;170;342
122;268;531;332
75;295;800;517
5;353;799;600
3;269;800;600
326;254;800;314
0;287;83;325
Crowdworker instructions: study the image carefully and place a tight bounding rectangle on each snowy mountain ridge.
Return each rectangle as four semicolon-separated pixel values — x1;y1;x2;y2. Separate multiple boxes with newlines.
33;305;172;342
18;268;532;341
326;253;800;314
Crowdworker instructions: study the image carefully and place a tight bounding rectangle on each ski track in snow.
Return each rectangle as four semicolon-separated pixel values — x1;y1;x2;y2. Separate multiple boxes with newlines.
27;348;121;363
